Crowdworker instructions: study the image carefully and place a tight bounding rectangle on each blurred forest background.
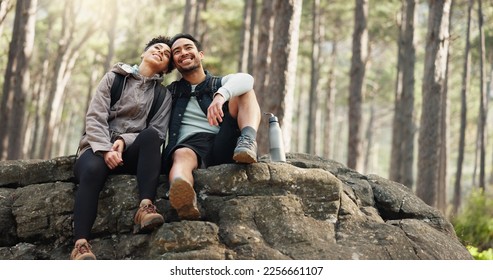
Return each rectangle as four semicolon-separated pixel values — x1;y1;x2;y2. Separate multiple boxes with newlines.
1;0;493;247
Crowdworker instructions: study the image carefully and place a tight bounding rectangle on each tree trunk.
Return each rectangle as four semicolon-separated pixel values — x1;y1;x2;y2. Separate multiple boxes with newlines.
103;0;118;72
238;0;254;73
0;0;14;37
1;0;37;160
306;0;321;154
489;57;493;186
437;0;455;214
390;0;417;188
437;93;449;213
472;117;479;186
0;14;14;158
364;104;376;173
294;71;308;152
477;0;487;191
196;0;208;47
416;0;451;207
323;39;337;159
247;0;257;74
183;0;196;34
84;60;102;131
254;0;275;156
453;0;473;214
40;1;97;159
263;0;302;154
28;57;50;159
347;0;368;171
30;16;54;158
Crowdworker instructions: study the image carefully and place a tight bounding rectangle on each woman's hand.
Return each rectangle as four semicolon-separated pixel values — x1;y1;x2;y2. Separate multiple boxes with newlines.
103;139;125;169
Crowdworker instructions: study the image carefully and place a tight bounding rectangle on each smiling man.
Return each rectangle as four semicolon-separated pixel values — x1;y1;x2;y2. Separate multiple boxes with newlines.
162;33;261;221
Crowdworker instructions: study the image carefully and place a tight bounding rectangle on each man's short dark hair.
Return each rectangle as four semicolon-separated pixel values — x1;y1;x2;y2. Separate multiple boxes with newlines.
144;35;174;74
170;33;203;51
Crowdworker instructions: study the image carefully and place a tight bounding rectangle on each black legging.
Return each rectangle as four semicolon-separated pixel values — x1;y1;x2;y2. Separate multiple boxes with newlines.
73;128;162;241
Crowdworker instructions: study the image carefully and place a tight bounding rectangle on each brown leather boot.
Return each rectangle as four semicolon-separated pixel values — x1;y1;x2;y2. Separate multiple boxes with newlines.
70;240;96;260
169;177;201;220
134;202;164;233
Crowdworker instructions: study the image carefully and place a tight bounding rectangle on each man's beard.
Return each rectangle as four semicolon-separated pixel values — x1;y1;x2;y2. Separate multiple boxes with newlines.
177;57;201;73
180;63;200;73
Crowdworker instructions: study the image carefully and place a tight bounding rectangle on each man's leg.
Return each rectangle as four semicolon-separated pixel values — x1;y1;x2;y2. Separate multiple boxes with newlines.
168;147;201;220
228;89;261;132
229;89;261;163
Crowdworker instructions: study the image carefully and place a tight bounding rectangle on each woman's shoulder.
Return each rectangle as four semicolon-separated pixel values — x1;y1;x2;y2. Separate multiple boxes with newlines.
110;63;135;76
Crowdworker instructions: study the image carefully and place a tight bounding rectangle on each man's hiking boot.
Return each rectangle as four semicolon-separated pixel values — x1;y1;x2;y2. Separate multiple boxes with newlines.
134;202;164;233
233;135;258;164
169;177;201;220
70;240;96;260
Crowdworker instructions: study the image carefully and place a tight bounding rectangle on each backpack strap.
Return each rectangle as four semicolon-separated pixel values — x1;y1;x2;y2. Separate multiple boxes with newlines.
167;81;180;106
111;72;165;127
146;84;166;127
110;73;127;108
77;73;161;156
196;75;223;115
209;76;222;94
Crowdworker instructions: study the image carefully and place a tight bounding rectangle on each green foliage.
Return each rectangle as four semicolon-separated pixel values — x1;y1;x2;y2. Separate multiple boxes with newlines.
467;246;493;260
368;0;400;43
453;190;493;252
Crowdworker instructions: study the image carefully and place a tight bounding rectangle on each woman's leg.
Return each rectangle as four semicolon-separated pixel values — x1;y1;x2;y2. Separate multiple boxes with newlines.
121;128;164;231
121;128;162;201
73;150;109;241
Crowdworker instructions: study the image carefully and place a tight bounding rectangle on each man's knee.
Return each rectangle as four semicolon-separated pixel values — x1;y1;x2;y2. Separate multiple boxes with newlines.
172;147;197;162
229;89;258;117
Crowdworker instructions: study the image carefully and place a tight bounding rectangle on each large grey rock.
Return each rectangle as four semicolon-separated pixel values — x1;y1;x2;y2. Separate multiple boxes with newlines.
0;153;472;260
0;156;75;188
0;188;16;246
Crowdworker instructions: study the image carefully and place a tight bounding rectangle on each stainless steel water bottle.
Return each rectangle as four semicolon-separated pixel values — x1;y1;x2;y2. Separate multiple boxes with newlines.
265;113;286;162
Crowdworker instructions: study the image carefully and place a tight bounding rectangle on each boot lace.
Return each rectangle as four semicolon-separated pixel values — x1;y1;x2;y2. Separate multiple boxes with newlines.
141;203;158;214
236;135;256;150
76;242;92;255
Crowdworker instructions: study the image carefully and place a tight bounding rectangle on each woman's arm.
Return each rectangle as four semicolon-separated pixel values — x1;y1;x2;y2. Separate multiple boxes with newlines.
85;72;114;154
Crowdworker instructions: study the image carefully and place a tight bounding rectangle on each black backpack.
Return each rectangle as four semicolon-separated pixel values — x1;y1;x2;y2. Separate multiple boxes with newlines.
110;73;166;127
167;74;222;116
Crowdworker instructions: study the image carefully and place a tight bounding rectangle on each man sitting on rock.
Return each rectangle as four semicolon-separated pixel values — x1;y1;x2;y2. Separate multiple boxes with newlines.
162;33;261;220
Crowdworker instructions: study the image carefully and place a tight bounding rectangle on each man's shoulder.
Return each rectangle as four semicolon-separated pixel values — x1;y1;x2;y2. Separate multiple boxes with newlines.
207;74;222;86
166;80;183;94
166;80;180;89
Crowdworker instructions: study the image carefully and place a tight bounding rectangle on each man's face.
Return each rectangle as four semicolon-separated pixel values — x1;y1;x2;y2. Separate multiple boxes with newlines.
171;38;203;73
142;43;171;73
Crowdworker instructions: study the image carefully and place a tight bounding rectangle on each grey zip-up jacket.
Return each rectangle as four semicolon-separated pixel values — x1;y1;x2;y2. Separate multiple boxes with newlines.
77;63;172;157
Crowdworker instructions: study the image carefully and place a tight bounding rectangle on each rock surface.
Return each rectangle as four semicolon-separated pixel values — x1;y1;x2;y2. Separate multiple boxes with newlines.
0;153;472;260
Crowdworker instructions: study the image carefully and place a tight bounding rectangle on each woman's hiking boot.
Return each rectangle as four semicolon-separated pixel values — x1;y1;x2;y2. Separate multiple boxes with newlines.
70;240;96;260
134;202;164;233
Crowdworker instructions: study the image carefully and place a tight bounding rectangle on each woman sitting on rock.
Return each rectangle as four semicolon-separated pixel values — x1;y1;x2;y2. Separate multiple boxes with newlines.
71;35;174;260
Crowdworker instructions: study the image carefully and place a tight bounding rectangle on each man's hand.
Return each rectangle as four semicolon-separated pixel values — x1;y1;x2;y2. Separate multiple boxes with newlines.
207;93;225;126
103;139;124;169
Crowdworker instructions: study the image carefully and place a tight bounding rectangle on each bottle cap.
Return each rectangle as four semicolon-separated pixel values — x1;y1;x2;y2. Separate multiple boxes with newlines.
264;112;278;123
